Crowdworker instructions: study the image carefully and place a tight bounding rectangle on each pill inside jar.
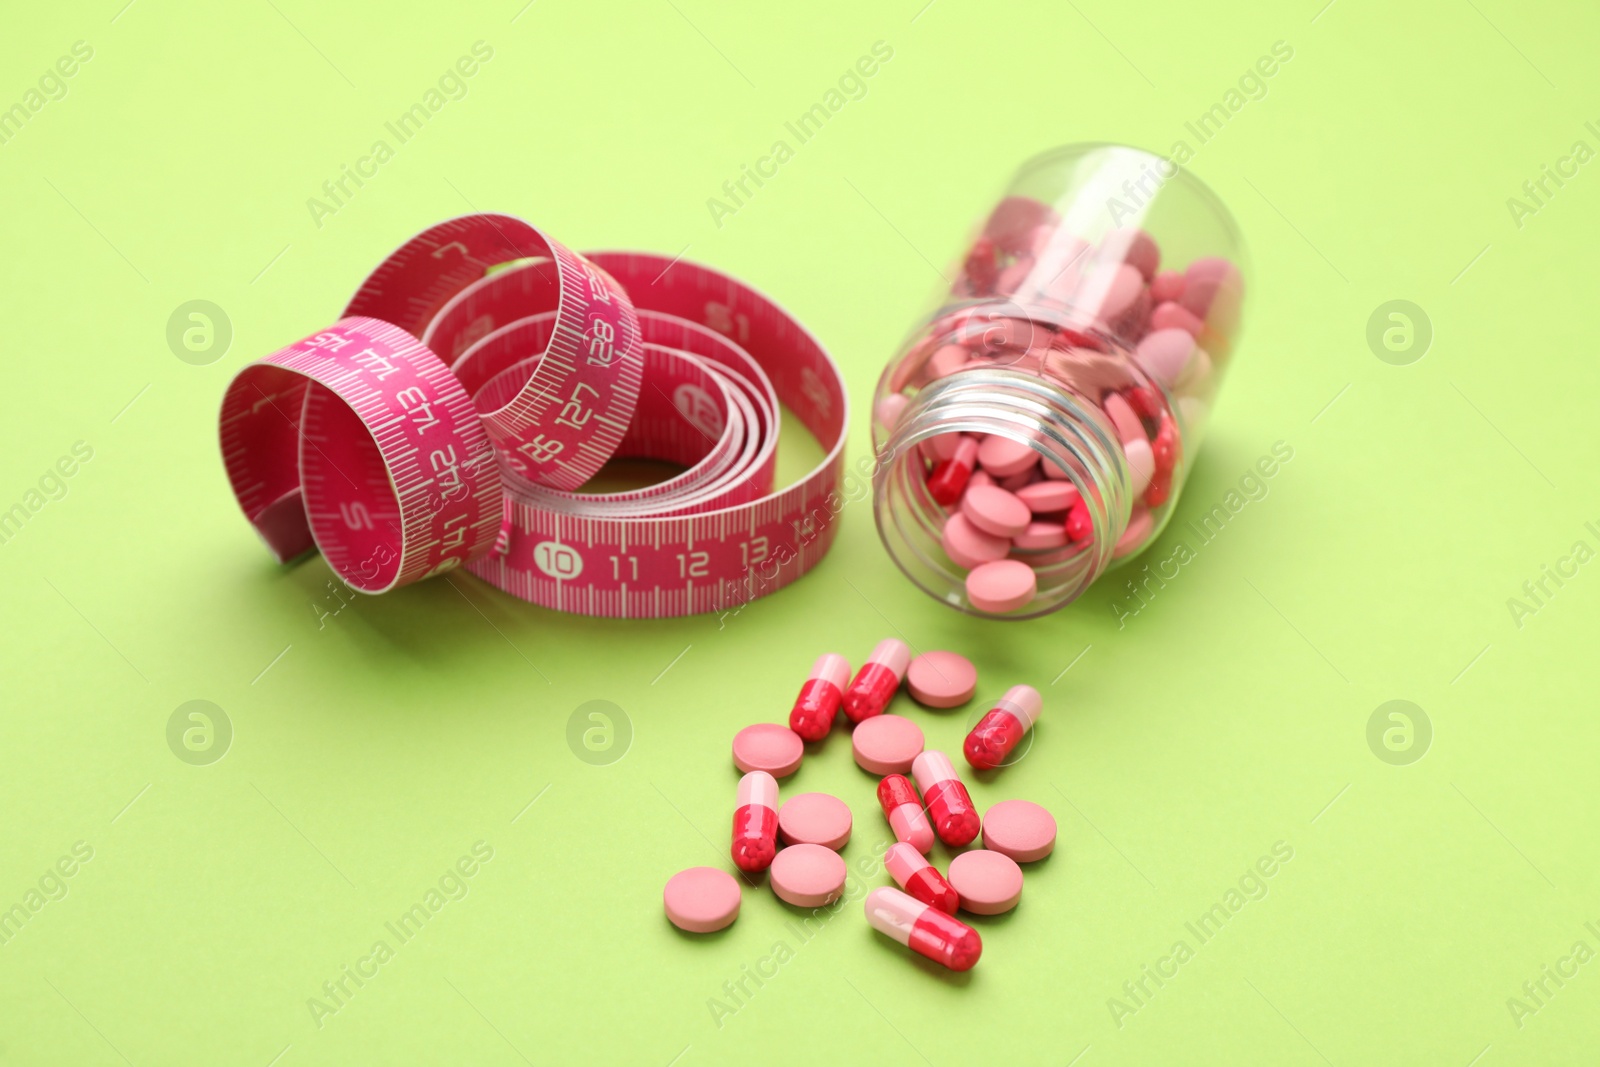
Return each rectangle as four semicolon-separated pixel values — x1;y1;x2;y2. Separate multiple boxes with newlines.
871;143;1247;618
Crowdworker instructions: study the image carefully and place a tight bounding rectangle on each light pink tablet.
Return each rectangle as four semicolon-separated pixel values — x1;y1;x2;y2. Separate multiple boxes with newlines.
1012;521;1068;551
1102;392;1145;445
966;559;1037;613
770;843;847;907
1015;480;1078;514
778;793;853;850
906;651;977;708
732;723;804;777
976;435;1037;478
852;714;925;775
941;512;1010;570
962;485;1030;538
663;867;741;933
1135;328;1195;387
948;850;1024;915
1124;437;1154;496
921;431;965;463
981;800;1057;863
1113;506;1153;560
874;393;909;430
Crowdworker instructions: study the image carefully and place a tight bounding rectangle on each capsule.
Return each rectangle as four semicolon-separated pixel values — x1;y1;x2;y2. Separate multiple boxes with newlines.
730;770;779;873
788;654;852;741
876;773;935;854
843;639;911;723
864;886;982;972
963;684;1044;770
885;842;960;915
911;750;981;847
925;436;979;506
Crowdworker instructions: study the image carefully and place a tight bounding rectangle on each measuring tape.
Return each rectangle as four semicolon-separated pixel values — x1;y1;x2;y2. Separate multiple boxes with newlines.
219;214;849;617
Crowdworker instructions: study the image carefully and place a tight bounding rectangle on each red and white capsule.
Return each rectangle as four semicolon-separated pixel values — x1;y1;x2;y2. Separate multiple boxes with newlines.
730;770;779;873
789;654;852;742
864;886;982;972
925;436;979;506
911;750;981;847
963;684;1044;770
843;639;911;723
876;773;935;854
885;842;960;915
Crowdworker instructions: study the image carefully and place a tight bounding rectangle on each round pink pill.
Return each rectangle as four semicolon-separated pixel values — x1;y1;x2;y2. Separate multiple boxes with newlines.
732;723;804;778
663;867;741;933
962;485;1030;538
1124;438;1154;496
1102;392;1145;445
1012;521;1068;551
1015;480;1078;514
852;714;925;775
770;844;847;908
906;651;978;708
926;345;968;380
941;513;1010;570
874;393;909;430
1113;506;1154;560
948;850;1024;915
1135;328;1195;387
921;431;965;463
976;435;1037;478
966;559;1037;613
779;793;853;850
981;800;1057;863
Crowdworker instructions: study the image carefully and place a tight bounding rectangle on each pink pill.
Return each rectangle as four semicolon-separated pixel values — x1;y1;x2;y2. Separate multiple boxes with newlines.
968;469;995;490
770;843;848;908
663;866;742;933
732;723;804;778
926;344;968;380
941;513;1010;570
998;468;1036;492
778;792;853;850
1124;437;1155;496
1088;262;1145;323
1102;392;1145;445
921;432;965;463
1114;506;1154;559
1135;328;1196;387
1181;257;1242;321
1042;455;1074;480
966;559;1037;613
1150;268;1185;304
852;714;926;775
874;393;909;431
906;650;978;708
1103;227;1160;280
947;850;1024;915
962;485;1030;538
977;435;1037;478
980;800;1057;863
1151;301;1205;337
1012;521;1068;550
1015;480;1078;514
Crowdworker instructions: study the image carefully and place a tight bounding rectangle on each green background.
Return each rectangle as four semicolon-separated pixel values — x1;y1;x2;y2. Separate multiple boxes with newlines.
2;0;1596;1063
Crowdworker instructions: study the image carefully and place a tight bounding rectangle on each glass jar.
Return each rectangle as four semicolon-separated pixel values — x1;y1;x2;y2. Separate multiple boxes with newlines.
871;143;1246;619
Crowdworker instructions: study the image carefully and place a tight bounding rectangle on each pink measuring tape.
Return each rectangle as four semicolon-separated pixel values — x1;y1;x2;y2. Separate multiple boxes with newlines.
219;214;849;617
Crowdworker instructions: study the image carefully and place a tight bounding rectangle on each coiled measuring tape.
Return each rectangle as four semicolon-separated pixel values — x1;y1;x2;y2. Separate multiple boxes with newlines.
219;214;849;617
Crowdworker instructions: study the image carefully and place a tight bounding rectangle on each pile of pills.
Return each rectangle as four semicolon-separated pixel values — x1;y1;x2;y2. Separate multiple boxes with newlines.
874;195;1244;613
662;640;1057;973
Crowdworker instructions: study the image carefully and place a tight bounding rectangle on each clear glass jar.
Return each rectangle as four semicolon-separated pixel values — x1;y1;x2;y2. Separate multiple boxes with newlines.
871;143;1246;619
